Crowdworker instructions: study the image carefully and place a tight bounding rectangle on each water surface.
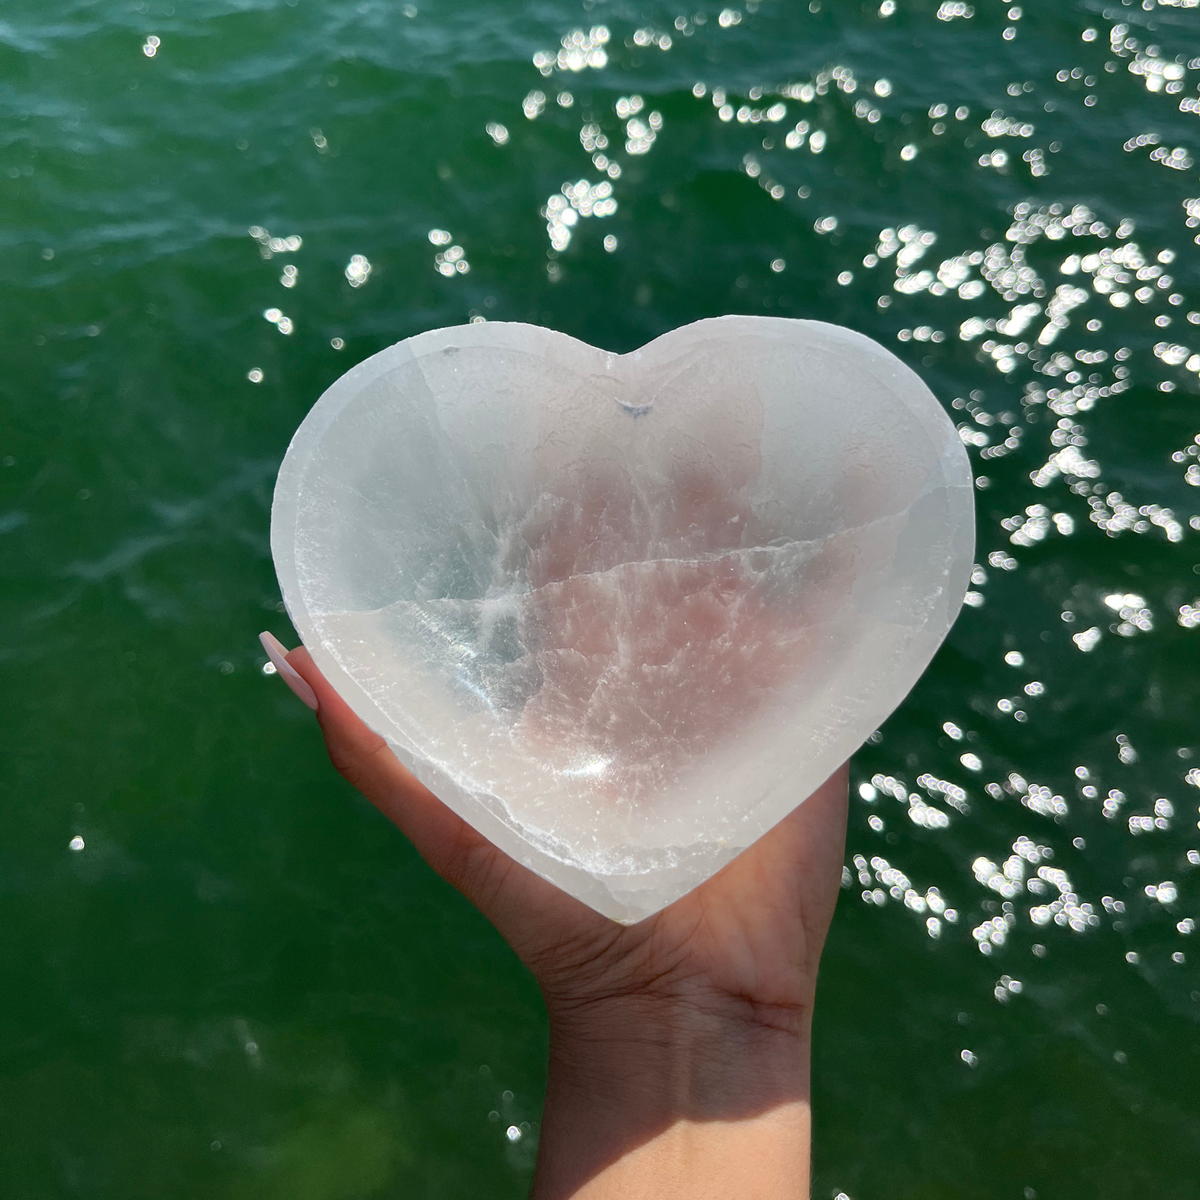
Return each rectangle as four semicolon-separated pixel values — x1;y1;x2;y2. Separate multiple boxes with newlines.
2;1;1199;1196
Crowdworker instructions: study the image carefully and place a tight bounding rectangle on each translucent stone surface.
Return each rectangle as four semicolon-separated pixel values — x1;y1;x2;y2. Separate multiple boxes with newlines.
271;317;974;922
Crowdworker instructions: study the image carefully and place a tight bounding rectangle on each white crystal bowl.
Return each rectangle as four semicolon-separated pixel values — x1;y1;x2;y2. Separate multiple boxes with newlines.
271;317;974;922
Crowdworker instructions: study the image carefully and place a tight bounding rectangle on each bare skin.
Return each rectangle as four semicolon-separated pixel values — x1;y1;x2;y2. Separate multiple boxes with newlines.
278;643;848;1198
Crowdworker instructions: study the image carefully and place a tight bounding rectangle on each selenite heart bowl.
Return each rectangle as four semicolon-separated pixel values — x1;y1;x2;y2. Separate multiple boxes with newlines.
270;316;974;922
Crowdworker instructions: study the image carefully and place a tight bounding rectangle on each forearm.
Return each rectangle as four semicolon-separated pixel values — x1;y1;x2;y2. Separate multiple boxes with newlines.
531;997;812;1200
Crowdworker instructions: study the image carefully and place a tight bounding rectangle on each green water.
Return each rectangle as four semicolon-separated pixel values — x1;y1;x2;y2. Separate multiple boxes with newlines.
3;0;1200;1195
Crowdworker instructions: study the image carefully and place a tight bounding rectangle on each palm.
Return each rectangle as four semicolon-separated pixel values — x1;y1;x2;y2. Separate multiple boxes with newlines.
489;770;847;1021
291;640;846;1019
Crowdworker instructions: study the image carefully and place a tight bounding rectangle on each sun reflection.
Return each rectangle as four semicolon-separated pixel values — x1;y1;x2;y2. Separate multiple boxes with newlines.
227;0;1199;1036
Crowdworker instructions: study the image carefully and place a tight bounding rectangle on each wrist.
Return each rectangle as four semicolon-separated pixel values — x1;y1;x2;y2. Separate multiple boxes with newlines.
546;990;811;1113
534;996;812;1199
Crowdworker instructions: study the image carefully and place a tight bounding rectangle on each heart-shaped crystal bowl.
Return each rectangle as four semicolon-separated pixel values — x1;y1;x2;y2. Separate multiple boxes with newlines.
271;316;974;922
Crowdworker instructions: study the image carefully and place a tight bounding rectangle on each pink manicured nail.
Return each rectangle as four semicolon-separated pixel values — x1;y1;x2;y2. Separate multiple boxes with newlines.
259;631;318;711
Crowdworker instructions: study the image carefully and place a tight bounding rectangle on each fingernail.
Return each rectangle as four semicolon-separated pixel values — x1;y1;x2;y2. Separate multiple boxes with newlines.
259;631;319;711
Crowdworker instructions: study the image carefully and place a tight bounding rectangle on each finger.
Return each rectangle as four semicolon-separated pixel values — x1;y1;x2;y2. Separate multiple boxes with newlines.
708;765;848;926
762;768;848;898
260;630;318;709
284;644;505;896
776;765;850;869
770;766;850;945
286;644;600;942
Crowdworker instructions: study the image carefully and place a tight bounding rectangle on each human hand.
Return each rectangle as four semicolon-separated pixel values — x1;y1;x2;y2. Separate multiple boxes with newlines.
262;630;847;1198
